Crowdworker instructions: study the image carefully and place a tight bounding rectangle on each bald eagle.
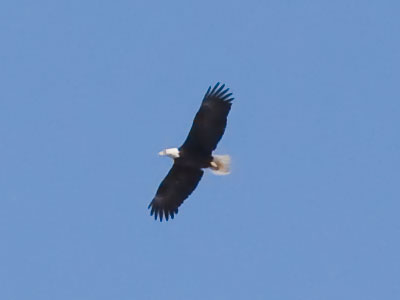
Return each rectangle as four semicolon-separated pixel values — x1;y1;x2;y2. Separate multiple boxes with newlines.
148;82;234;221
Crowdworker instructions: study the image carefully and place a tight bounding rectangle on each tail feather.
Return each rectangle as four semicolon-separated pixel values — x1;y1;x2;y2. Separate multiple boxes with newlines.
210;155;231;175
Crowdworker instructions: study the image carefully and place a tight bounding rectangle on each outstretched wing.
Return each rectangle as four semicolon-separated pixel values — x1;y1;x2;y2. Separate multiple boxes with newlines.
148;164;204;221
180;82;234;154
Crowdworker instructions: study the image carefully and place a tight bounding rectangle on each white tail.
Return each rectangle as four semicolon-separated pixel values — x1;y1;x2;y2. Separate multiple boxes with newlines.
210;155;231;175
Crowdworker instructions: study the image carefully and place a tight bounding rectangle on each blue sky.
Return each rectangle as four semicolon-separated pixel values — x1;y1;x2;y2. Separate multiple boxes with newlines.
1;1;399;299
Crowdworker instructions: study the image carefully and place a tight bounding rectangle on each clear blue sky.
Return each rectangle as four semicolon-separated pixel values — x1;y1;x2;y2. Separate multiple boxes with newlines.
1;1;399;299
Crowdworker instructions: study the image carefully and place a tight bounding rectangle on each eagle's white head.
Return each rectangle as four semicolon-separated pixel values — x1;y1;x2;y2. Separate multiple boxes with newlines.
158;147;180;159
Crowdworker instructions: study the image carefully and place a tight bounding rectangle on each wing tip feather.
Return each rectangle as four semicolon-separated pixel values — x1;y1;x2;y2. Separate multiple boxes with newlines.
210;82;220;94
148;201;179;222
204;82;234;102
